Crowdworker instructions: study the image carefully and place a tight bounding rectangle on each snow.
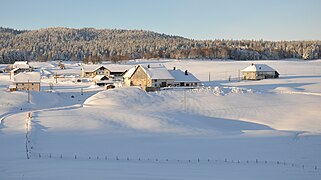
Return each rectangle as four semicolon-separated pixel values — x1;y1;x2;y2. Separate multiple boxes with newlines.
0;59;321;179
13;72;41;82
123;66;136;78
169;69;200;82
140;64;175;80
241;63;276;72
81;65;105;72
13;61;30;69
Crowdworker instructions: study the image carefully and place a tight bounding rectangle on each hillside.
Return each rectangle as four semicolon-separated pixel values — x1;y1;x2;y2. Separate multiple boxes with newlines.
0;27;321;63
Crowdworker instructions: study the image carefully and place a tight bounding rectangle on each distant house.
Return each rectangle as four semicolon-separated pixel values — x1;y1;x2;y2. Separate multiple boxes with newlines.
10;72;41;91
241;64;279;80
123;64;175;91
92;75;113;86
169;68;200;87
13;61;31;69
81;65;110;78
10;61;32;79
107;65;130;78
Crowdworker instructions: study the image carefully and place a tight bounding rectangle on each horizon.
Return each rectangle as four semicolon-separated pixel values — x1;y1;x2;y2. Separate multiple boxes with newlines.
1;0;321;41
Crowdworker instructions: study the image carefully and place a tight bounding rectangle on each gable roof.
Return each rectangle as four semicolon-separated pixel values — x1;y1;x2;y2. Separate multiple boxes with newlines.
13;61;31;69
13;72;41;83
139;64;174;80
123;66;136;78
241;64;276;72
104;64;131;73
93;75;109;81
169;69;200;82
82;65;108;72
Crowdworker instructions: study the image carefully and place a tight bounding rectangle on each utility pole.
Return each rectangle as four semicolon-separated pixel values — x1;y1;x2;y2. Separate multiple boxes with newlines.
81;88;83;95
208;72;211;82
184;90;187;112
55;72;58;84
27;80;30;103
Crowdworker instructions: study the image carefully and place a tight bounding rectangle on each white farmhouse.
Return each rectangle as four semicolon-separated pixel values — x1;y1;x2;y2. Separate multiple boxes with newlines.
10;72;41;91
241;64;279;80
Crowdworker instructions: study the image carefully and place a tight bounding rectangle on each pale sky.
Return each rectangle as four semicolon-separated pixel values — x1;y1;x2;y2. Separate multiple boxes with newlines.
1;0;321;40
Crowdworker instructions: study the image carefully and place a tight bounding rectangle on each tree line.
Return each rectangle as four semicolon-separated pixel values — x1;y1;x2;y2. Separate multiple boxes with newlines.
0;27;320;64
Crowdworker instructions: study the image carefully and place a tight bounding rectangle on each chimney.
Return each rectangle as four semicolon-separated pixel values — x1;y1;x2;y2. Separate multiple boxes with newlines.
185;70;188;75
173;67;176;70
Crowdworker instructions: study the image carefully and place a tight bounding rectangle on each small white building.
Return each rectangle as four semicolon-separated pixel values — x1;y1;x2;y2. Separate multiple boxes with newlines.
92;75;113;86
169;68;200;87
10;72;41;91
241;64;279;80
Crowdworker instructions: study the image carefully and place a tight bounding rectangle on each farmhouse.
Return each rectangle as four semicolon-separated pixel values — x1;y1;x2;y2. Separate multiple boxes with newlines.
169;68;200;87
123;64;175;91
241;64;279;80
10;61;33;79
10;72;41;91
81;65;110;78
13;61;31;69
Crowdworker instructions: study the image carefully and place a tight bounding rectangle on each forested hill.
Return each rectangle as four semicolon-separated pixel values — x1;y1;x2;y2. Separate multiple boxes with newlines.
0;27;320;63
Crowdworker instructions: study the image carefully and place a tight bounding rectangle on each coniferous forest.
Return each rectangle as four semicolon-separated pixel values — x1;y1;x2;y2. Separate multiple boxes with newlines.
1;27;320;64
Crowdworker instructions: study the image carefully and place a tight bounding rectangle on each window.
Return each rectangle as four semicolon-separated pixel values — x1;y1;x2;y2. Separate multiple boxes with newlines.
180;82;184;86
31;83;34;85
154;79;157;82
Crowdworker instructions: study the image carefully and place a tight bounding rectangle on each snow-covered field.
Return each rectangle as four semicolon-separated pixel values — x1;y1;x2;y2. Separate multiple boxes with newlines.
1;59;321;180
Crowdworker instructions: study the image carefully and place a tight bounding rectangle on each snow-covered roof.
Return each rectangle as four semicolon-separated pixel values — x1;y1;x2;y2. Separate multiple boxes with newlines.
82;65;108;72
13;61;31;69
140;64;174;80
241;64;276;72
105;65;131;73
169;69;200;82
123;66;136;78
13;72;41;83
93;75;108;81
10;68;21;72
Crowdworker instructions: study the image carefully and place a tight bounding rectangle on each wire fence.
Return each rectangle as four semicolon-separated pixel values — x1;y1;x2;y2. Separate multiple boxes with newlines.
29;152;319;172
25;112;319;172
